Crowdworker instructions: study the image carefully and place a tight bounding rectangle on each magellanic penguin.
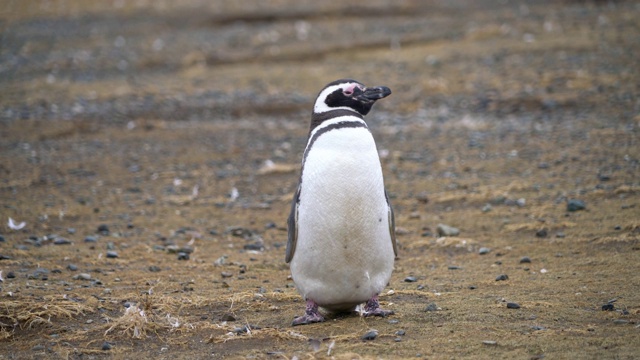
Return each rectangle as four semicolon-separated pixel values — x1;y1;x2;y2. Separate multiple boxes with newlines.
286;79;397;326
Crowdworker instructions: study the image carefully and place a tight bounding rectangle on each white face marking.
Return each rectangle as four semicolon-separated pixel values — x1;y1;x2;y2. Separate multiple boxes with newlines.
313;82;363;114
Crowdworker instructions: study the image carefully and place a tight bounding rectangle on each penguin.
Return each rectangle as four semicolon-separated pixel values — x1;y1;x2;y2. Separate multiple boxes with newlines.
286;79;397;326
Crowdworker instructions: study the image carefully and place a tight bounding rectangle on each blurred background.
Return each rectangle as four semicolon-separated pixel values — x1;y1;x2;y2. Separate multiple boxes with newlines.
2;0;638;126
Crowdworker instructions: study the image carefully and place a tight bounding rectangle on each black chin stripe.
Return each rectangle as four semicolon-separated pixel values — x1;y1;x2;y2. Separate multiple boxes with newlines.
310;109;363;132
300;119;369;176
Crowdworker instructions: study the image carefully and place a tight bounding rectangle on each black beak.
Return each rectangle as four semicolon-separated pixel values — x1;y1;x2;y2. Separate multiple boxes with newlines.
358;86;392;101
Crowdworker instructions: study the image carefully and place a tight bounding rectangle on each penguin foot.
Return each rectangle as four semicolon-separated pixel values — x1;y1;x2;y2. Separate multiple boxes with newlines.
292;299;325;326
363;295;394;318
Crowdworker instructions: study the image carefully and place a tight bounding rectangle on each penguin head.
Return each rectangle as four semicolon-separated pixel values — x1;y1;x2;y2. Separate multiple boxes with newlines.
313;79;392;116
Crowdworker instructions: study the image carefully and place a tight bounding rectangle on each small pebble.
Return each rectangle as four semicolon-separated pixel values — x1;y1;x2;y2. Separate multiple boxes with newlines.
101;342;112;351
387;319;399;324
495;274;509;281
436;224;460;237
53;237;72;245
148;266;161;272
395;329;406;336
31;344;45;351
535;228;548;238
531;325;546;331
404;276;417;282
84;235;98;243
613;319;629;325
106;251;119;258
97;224;110;235
602;303;615;311
506;302;521;309
177;252;189;260
567;199;586;212
0;235;5;242
361;329;378;341
519;256;532;264
469;285;477;290
67;228;76;234
221;272;233;278
448;265;462;270
425;303;439;312
478;247;491;255
614;225;621;231
482;340;497;346
73;273;92;280
67;264;78;271
516;198;526;207
243;243;264;251
481;204;492;213
556;232;566;238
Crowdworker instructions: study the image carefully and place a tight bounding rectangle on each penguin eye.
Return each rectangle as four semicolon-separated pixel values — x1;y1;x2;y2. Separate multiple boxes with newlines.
343;89;353;96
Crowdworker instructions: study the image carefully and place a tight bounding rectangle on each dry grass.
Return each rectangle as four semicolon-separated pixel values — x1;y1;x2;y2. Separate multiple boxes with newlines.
0;295;95;337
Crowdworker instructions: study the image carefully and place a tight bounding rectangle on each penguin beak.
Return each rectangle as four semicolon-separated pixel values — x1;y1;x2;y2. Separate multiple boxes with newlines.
358;86;392;102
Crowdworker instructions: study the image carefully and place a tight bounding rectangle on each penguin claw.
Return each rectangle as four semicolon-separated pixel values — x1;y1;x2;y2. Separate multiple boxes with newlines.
292;299;325;326
292;312;325;326
363;295;394;318
364;308;395;317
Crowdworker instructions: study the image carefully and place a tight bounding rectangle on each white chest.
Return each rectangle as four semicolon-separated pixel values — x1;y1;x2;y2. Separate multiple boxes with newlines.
290;125;395;310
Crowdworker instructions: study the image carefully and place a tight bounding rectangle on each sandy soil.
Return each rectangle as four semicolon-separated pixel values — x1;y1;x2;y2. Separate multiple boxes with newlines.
1;1;639;359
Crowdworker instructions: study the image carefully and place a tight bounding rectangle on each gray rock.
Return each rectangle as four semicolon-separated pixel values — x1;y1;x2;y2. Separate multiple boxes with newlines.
567;199;586;212
506;302;521;309
425;302;439;312
519;256;532;264
495;274;509;281
437;223;460;237
97;224;110;235
106;251;118;258
478;247;491;255
53;237;72;245
404;276;417;282
73;273;92;280
535;228;548;238
362;329;378;340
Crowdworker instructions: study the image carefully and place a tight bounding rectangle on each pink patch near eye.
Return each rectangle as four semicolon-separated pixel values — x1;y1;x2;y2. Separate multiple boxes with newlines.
343;83;357;96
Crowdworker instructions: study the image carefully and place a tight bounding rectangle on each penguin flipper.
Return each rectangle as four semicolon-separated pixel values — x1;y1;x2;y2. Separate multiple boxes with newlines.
285;185;300;263
386;189;398;258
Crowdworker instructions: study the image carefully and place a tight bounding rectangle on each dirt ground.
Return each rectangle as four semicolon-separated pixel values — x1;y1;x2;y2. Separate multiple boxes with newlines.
1;0;639;359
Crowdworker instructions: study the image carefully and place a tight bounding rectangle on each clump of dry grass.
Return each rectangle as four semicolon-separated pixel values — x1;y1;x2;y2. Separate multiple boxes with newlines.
101;291;195;340
0;294;95;338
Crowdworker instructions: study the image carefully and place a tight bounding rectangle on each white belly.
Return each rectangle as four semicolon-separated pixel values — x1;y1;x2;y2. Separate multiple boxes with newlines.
290;126;395;311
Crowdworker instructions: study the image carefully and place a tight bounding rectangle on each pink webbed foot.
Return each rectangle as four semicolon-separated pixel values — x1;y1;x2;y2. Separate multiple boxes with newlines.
292;299;325;326
363;295;394;317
